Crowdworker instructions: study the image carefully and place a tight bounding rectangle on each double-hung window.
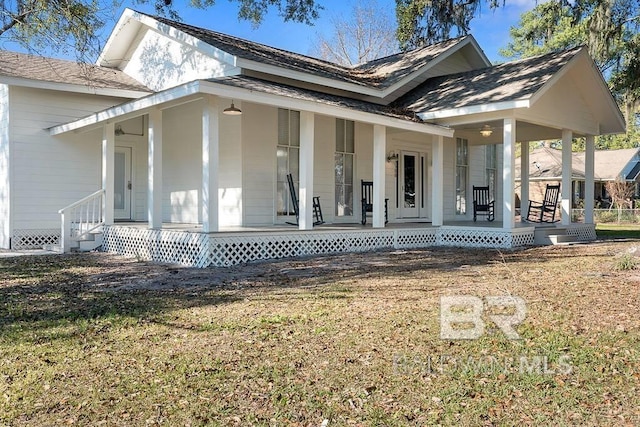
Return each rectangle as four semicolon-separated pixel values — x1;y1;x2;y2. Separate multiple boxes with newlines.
456;138;469;215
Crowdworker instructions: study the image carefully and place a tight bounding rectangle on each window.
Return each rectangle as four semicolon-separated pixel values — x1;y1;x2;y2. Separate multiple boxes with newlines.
276;109;300;216
456;138;468;215
485;144;497;200
335;119;355;216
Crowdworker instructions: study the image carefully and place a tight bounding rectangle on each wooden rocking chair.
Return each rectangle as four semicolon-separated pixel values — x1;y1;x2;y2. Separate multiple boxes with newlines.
526;184;560;223
286;173;324;226
361;180;388;225
472;186;495;222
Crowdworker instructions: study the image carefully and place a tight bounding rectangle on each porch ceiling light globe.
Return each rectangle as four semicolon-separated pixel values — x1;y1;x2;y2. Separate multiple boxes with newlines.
223;102;242;116
480;125;493;137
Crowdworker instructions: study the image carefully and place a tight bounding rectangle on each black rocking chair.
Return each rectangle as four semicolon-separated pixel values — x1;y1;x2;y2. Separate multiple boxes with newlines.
286;173;324;226
526;184;560;223
472;186;495;222
361;180;388;225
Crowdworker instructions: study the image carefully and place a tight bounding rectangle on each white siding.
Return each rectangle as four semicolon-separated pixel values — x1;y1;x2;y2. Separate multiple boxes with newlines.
527;73;597;135
0;84;10;248
123;28;238;92
10;86;128;232
242;103;277;225
162;101;202;223
219;100;243;226
422;50;478;80
355;123;373;224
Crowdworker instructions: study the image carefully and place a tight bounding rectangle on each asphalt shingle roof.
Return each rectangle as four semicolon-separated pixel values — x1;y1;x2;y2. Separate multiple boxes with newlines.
515;147;640;181
148;12;467;90
394;47;583;113
0;51;150;93
209;75;423;122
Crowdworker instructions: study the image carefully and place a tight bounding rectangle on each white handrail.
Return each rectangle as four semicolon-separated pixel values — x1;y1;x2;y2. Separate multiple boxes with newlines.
59;189;105;252
58;189;105;214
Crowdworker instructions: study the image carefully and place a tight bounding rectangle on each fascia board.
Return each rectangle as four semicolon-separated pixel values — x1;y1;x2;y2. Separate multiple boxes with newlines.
419;100;530;120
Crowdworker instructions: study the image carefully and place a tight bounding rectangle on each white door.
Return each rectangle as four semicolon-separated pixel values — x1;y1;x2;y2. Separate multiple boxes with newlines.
114;147;132;220
401;151;420;218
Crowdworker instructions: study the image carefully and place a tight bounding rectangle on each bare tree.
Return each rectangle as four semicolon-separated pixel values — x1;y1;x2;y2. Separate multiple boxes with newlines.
605;178;635;209
311;0;398;66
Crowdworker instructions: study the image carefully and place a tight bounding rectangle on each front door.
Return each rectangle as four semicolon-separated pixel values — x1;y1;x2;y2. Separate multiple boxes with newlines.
401;151;419;218
114;147;132;220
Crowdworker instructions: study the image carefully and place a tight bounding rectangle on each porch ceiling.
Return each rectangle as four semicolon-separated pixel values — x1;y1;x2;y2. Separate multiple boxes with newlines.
448;119;571;144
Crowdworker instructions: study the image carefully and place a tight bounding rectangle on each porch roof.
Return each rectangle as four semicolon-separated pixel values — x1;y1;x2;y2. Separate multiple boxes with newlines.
407;47;625;136
49;76;453;137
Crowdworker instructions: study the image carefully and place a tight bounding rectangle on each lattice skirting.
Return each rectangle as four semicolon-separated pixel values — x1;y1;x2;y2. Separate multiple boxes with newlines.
103;227;211;268
566;224;597;241
102;225;536;267
11;229;60;250
437;226;535;249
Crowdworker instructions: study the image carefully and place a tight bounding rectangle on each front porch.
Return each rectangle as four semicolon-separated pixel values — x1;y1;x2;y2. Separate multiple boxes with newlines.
101;221;596;267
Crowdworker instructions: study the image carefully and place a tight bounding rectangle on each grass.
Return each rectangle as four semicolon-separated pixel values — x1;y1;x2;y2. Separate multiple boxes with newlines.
596;222;640;239
1;242;640;426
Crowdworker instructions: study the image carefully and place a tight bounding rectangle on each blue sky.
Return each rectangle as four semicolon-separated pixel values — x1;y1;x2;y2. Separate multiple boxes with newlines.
5;0;538;63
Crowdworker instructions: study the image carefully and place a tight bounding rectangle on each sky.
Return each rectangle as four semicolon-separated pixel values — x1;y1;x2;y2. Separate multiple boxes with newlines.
2;0;539;63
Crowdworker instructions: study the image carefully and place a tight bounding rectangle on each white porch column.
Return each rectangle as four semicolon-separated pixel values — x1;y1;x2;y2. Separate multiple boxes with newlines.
298;111;315;230
148;109;163;229
520;141;529;220
432;135;444;226
584;134;595;224
373;124;386;228
561;129;573;225
502;118;516;229
202;97;220;232
102;123;115;226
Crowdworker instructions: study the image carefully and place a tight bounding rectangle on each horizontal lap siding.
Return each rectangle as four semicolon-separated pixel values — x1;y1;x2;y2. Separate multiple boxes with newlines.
162;102;201;224
242;104;276;225
10;86;127;231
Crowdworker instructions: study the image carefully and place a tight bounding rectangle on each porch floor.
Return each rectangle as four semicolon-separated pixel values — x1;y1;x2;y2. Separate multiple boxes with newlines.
112;219;537;234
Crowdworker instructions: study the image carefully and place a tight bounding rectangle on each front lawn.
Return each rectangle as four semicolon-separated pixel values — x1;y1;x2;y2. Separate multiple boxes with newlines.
1;242;639;425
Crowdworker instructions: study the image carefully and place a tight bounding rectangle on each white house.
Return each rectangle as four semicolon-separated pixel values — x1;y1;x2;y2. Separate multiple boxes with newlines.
0;9;626;266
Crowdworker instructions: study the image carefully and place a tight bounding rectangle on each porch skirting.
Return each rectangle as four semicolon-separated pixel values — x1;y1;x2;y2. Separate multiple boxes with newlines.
102;224;544;268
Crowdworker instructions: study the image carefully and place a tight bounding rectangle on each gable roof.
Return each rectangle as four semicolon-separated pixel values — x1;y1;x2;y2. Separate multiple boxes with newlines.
0;50;150;95
99;9;488;101
515;147;640;181
396;46;583;115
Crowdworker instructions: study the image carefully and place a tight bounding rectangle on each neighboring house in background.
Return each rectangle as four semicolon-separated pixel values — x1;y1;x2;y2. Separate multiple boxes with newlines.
515;147;640;209
0;9;626;266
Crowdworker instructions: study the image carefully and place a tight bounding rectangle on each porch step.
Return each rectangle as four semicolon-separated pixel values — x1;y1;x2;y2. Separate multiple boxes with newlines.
534;226;576;245
77;233;103;252
43;232;104;253
548;234;578;245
